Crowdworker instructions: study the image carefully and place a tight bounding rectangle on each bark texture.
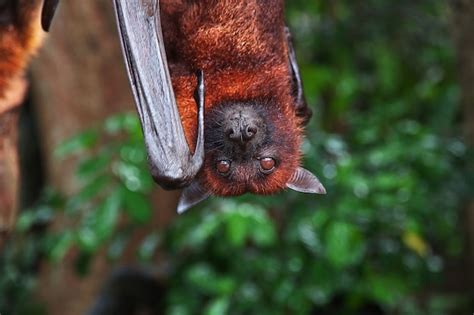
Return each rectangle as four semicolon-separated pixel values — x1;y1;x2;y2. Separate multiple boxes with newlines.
0;79;25;238
0;0;43;239
31;0;133;192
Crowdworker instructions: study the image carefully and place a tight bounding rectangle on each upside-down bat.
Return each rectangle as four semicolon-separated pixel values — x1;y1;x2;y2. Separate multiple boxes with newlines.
112;0;326;213
42;0;326;213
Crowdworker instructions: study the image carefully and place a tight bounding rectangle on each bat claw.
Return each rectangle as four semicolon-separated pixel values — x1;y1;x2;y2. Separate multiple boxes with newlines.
192;69;205;164
193;69;204;103
177;180;211;213
41;0;60;32
285;26;312;125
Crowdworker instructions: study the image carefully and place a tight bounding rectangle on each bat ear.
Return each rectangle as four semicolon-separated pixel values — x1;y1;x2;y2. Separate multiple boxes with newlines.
177;181;211;214
286;167;326;194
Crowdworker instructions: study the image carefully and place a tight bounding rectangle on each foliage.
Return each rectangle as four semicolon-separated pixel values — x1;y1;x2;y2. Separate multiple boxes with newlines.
1;0;473;314
0;190;58;315
47;114;155;269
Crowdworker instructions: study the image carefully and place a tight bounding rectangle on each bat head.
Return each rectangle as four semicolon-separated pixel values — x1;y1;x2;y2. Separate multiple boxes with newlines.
178;100;325;213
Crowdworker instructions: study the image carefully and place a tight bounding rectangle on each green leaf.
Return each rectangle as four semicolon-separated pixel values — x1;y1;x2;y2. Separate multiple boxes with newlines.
76;154;110;179
168;305;192;315
225;212;248;247
76;227;99;253
65;175;112;213
114;161;151;192
184;214;221;247
122;188;152;224
48;232;74;262
204;297;230;315
365;273;409;306
55;130;98;158
324;222;366;268
104;113;139;134
186;264;236;295
222;203;277;247
251;218;277;247
16;212;35;232
311;210;329;229
120;144;146;164
76;191;121;252
93;191;121;240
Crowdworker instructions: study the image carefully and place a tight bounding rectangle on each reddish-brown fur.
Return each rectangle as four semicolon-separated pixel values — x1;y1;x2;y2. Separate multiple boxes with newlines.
161;0;303;196
0;1;44;103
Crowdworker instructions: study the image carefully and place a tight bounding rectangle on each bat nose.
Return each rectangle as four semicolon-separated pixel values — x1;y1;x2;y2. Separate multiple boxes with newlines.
227;124;257;143
242;125;257;140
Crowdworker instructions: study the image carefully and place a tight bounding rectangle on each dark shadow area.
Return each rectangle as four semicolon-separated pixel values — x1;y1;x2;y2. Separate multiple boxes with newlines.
18;86;45;210
88;268;166;315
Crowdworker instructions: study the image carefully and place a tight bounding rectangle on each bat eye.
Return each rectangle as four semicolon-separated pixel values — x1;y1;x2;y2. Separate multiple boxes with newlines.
217;160;231;175
259;157;276;174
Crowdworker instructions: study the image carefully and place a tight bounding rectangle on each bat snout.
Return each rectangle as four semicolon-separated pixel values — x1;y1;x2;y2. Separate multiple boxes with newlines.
226;123;258;143
222;106;264;145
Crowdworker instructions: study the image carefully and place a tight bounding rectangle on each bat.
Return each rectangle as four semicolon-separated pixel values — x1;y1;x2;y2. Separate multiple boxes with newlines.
41;0;326;213
112;0;326;213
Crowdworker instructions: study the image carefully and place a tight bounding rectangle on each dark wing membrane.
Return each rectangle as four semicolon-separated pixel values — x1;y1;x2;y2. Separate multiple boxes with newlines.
285;27;312;125
113;0;204;189
41;0;59;31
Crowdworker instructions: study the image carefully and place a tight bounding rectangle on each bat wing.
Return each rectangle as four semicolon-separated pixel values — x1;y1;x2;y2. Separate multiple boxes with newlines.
113;0;205;189
285;27;312;125
41;0;59;32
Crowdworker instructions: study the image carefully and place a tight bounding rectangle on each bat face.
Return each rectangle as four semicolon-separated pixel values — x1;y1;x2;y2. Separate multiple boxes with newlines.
110;0;326;212
177;94;325;212
201;100;301;196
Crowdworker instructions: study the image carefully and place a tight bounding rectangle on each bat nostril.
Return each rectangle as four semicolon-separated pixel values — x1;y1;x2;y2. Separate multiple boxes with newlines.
225;114;258;143
242;125;257;140
227;127;241;141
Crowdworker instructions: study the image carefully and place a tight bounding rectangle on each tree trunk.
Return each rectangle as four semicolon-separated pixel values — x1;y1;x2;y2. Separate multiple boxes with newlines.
0;0;43;242
30;0;133;192
451;0;474;288
0;78;26;242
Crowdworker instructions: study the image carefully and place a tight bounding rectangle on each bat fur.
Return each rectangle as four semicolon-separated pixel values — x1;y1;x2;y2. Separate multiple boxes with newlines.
160;0;318;197
0;0;45;102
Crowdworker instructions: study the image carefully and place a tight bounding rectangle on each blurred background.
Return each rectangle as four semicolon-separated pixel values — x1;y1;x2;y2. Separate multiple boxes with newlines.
0;0;473;314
